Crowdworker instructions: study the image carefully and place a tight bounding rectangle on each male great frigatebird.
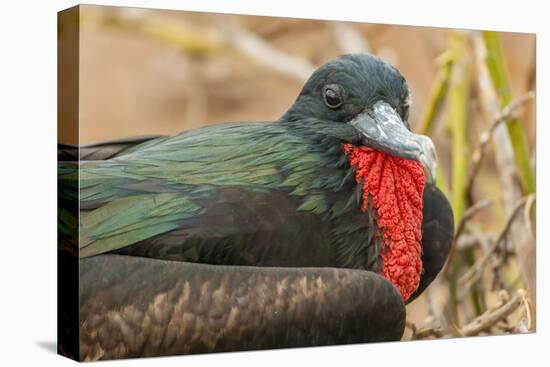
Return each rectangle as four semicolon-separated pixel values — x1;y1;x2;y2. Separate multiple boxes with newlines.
58;53;454;361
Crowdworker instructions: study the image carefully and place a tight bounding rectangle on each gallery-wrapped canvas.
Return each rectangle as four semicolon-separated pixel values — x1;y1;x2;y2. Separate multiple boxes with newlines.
58;4;536;362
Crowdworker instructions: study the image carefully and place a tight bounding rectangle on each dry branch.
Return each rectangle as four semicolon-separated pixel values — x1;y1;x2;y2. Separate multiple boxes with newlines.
99;10;317;83
473;33;536;322
482;31;535;194
458;195;533;296
456;233;492;252
460;290;526;336
332;23;370;54
406;321;444;340
465;92;535;203
413;327;444;340
446;199;493;274
225;26;316;82
454;199;493;239
102;9;223;55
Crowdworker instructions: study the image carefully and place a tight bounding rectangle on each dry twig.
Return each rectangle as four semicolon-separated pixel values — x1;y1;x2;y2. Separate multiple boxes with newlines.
406;321;444;340
474;32;537;324
458;195;533;296
454;199;493;239
455;232;492;252
225;26;315;82
465;92;535;203
445;199;493;273
460;290;526;336
332;23;370;54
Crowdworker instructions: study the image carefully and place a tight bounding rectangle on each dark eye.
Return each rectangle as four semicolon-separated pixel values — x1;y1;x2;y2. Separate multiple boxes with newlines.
323;84;343;109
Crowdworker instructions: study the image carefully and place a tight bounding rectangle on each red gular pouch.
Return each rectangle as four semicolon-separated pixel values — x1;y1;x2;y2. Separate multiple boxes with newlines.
344;144;426;301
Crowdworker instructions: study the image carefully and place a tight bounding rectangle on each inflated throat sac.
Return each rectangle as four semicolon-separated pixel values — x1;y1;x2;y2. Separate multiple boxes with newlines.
344;144;425;301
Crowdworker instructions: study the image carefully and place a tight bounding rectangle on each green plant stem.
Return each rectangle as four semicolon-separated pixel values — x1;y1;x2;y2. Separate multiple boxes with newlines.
418;52;453;197
482;31;535;194
448;32;469;227
420;52;454;136
445;32;487;320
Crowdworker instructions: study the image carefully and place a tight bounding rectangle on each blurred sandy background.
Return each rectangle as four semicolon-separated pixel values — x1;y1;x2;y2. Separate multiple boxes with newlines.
59;4;536;339
68;6;535;145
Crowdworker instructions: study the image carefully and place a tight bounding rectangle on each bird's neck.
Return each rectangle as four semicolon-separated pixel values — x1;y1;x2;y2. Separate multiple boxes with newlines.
344;144;425;301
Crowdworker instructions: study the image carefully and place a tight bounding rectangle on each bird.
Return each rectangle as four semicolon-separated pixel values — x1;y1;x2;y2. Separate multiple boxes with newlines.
58;53;454;361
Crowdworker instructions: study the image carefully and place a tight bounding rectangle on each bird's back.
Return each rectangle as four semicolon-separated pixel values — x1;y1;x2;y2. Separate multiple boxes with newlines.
76;121;367;267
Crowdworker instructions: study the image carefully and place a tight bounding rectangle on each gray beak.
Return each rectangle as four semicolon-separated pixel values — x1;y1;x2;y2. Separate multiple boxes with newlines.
347;101;437;184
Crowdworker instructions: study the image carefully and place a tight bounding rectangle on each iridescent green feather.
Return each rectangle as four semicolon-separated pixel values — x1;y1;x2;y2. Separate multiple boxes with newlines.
77;121;360;259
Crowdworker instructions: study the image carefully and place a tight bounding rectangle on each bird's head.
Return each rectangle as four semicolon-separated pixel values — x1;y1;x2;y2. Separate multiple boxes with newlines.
282;53;436;184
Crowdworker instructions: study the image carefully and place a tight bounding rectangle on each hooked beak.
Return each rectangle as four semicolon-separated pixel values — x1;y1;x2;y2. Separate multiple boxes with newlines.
347;101;437;184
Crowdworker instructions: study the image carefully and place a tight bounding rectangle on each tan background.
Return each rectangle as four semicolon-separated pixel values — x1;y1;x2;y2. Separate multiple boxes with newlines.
74;6;535;145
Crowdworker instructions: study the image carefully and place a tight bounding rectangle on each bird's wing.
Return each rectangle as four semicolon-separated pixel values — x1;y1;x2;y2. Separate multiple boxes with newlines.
78;253;405;360
58;162;78;255
58;135;167;161
58;136;167;254
76;123;355;263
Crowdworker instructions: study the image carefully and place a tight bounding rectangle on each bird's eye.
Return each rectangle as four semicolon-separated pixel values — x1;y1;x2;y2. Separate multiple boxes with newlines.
323;84;343;109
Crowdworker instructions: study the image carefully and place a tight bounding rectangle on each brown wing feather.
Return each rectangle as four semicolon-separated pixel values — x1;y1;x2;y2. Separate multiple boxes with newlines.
79;254;405;361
